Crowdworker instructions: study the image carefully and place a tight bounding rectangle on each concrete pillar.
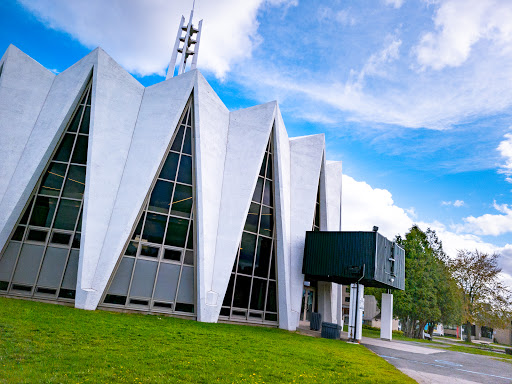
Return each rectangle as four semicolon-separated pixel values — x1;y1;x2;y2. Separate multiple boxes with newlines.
348;283;364;340
337;283;343;329
380;293;393;340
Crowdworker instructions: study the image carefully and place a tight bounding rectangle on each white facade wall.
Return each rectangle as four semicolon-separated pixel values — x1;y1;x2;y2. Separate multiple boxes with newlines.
0;46;343;331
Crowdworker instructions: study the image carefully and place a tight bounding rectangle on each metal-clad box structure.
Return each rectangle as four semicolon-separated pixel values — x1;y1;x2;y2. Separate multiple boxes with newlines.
302;231;405;290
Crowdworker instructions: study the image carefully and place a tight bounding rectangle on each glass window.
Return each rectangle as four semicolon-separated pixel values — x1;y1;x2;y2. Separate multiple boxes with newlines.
250;278;267;311
68;106;83;133
177;155;192;185
244;203;260;233
165;217;188;248
142;213;167;244
182;127;192;155
170;125;184;152
50;232;72;246
80;106;90;134
252;177;264;203
53;199;81;231
237;233;256;275
159;152;179;181
62;165;86;199
54;134;76;163
170;184;192;217
254;237;272;278
148;180;173;214
140;244;160;258
233;275;251;308
30;196;57;228
71;135;88;165
259;206;273;236
163;249;181;262
40;162;67;197
263;180;273;206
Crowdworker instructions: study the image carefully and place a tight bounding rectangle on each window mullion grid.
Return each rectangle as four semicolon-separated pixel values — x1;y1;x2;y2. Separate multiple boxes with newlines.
6;181;41;293
29;117;83;298
55;195;85;301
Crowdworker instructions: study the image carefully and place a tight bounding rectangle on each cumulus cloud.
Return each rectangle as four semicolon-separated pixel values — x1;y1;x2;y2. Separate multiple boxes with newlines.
317;7;356;26
415;0;512;70
342;174;413;239
18;0;296;78
343;174;512;286
453;201;512;236
498;132;512;182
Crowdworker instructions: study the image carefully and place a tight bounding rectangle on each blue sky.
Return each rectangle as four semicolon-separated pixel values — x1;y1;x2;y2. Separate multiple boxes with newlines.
1;0;512;284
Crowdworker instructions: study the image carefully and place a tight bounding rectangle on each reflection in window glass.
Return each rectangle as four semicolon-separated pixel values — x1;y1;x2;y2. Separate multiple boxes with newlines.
221;132;278;324
0;80;92;302
102;102;196;316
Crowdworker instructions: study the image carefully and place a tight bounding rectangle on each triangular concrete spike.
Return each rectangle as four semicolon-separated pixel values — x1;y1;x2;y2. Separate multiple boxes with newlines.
273;104;294;329
77;48;145;299
204;100;277;322
288;132;326;329
76;69;197;310
192;70;230;322
0;49;99;252
0;44;55;208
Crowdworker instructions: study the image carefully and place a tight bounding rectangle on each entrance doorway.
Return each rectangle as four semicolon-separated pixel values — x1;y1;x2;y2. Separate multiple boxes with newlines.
300;286;316;323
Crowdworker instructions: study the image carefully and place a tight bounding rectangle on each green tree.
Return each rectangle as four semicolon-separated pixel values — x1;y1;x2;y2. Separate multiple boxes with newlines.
393;225;462;338
450;250;511;342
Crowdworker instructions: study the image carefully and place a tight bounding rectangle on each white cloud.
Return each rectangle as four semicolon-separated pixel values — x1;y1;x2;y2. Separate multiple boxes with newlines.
453;201;512;236
317;7;356;26
498;132;512;182
18;0;296;78
384;0;405;9
342;174;512;287
415;0;512;70
441;200;465;207
342;174;413;239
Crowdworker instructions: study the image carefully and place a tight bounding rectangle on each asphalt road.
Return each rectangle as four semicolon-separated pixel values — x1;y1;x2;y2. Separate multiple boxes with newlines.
362;338;512;384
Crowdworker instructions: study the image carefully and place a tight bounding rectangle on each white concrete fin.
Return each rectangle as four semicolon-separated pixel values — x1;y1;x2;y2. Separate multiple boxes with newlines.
288;133;325;329
0;49;99;252
0;45;55;210
192;71;230;322
76;70;197;309
273;105;293;330
206;100;277;322
326;160;343;231
78;48;145;294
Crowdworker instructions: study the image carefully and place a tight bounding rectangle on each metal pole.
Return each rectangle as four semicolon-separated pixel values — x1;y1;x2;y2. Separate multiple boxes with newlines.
352;264;365;342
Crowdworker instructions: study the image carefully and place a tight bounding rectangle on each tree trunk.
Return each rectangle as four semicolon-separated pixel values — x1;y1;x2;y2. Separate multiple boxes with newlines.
465;321;472;343
428;323;435;339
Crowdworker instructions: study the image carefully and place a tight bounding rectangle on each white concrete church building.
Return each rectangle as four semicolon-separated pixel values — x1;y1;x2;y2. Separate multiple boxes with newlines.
0;13;343;331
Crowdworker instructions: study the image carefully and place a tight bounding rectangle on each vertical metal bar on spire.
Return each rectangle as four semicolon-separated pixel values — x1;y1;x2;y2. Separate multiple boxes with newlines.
167;9;203;79
178;10;194;76
166;16;185;80
191;19;203;70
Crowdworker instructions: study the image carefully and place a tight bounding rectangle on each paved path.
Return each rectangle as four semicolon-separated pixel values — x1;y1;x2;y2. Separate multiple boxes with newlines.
362;337;512;384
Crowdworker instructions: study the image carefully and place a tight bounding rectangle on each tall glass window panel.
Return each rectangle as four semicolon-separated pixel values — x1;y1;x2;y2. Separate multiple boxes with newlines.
312;179;321;231
0;80;92;300
220;132;279;324
101;102;196;316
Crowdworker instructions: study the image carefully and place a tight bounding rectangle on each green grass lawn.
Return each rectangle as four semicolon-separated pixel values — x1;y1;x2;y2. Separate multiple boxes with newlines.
0;298;414;383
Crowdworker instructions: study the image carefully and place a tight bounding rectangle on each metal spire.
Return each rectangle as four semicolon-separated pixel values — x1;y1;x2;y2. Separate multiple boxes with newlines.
166;8;203;79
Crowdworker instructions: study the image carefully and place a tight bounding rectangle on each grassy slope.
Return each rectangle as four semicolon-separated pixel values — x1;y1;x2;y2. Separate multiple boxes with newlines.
0;298;414;384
